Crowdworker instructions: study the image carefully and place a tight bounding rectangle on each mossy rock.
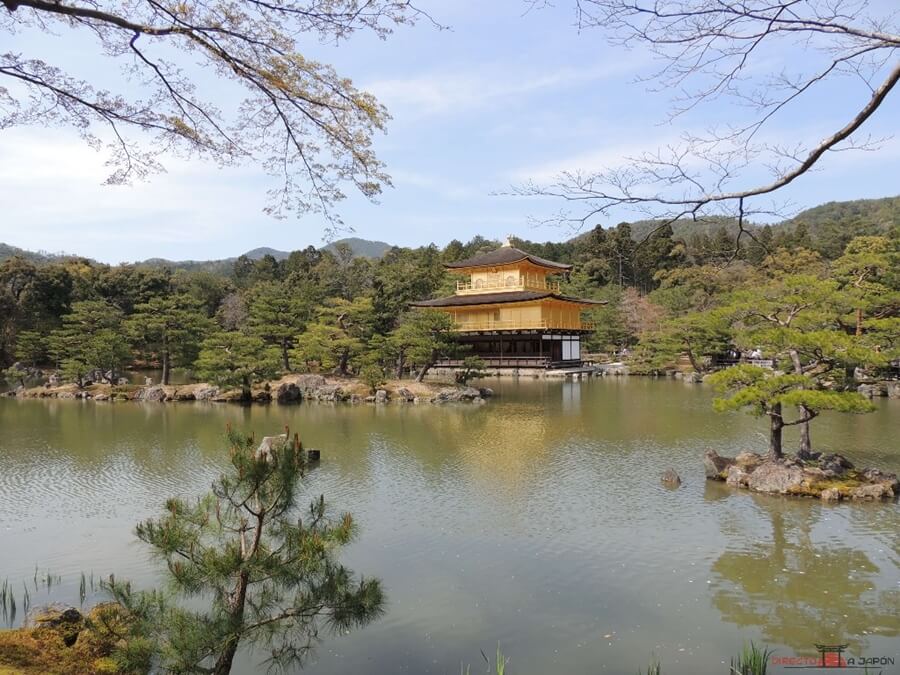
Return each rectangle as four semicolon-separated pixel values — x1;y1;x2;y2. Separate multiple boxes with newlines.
0;603;141;675
802;472;866;498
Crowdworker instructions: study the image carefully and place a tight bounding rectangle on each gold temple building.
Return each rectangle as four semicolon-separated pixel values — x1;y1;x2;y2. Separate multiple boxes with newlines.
411;238;603;368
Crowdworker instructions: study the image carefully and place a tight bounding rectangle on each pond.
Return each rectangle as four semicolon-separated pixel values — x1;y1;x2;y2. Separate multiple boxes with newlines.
0;378;898;673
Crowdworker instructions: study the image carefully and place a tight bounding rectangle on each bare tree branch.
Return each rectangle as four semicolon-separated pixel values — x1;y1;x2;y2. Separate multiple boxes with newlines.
514;1;900;236
1;0;441;233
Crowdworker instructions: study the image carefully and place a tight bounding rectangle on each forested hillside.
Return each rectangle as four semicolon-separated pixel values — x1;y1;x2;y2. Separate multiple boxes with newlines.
1;196;897;394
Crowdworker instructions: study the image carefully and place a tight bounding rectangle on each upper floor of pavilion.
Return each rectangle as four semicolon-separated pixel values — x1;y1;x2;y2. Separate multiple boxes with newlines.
445;238;571;296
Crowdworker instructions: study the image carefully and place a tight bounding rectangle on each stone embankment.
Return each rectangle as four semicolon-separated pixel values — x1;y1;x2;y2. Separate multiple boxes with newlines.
857;381;900;399
8;373;492;405
704;449;898;501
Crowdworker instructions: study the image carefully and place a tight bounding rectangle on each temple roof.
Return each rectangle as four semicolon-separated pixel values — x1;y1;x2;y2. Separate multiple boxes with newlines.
410;290;606;308
444;246;572;271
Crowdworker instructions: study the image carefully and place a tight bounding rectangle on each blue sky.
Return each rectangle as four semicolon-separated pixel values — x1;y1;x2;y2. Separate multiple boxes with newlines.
1;0;898;263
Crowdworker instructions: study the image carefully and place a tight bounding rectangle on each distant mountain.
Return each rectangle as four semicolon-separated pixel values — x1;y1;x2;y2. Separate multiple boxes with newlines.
786;196;900;232
3;197;896;268
322;237;391;259
586;196;900;248
242;246;291;261
0;243;83;264
625;216;745;243
0;236;394;271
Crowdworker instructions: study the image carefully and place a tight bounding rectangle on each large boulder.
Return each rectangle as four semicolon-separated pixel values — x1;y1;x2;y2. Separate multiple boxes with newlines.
429;386;483;404
860;468;900;491
725;464;752;488
135;385;167;402
734;451;764;472
857;383;886;398
458;386;482;400
313;384;348;402
886;382;900;400
25;605;84;646
374;389;389;403
193;384;219;401
820;453;854;476
395;387;415;402
275;382;301;403
850;483;895;500
171;388;196;401
747;461;805;494
703;449;733;479
820;488;842;502
294;374;327;393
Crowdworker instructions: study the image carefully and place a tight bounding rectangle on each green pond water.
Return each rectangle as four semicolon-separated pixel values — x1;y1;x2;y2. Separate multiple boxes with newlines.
0;378;898;674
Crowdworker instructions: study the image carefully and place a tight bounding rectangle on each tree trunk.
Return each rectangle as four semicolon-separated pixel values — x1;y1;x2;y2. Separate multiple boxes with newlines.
683;340;701;374
855;307;863;336
797;408;813;459
769;403;784;461
395;353;404;380
161;347;170;386
212;570;250;675
281;339;291;372
415;361;433;383
788;349;812;458
242;375;251;401
338;348;349;376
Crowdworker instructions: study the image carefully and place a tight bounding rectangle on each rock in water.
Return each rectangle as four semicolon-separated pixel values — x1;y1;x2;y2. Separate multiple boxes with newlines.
275;381;301;403
820;453;854;476
661;469;681;487
703;449;733;479
746;462;805;494
395;387;415;402
256;434;287;461
850;483;895;500
134;385;167;402
429;386;483;403
820;488;842;502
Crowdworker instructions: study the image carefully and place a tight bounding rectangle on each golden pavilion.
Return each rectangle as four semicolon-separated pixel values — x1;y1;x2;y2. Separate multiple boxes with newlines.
411;238;603;368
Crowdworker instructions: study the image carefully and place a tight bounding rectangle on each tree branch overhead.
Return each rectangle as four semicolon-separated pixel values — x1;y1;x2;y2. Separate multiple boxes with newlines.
1;0;433;231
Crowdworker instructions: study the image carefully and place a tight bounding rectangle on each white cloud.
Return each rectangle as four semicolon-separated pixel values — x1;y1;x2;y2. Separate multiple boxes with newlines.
367;62;635;118
507;131;682;184
0;128;274;260
388;169;479;200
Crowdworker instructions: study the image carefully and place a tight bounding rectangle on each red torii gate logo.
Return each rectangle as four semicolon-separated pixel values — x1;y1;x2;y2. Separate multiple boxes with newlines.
814;644;849;668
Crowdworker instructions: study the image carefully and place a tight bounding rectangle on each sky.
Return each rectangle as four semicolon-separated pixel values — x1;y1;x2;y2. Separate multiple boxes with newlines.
1;0;899;264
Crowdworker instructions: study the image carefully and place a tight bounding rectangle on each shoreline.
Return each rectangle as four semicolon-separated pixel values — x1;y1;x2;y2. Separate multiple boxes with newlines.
5;374;493;405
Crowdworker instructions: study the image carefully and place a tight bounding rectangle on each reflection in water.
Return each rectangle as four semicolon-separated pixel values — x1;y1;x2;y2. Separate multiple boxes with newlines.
0;379;898;674
709;496;900;654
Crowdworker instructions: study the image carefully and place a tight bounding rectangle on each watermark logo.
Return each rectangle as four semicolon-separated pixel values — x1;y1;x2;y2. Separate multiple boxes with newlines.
815;644;848;668
769;643;895;671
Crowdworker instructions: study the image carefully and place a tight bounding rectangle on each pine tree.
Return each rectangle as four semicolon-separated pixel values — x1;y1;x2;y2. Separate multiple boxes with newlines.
118;430;383;674
49;300;131;386
388;309;457;381
708;365;874;461
727;273;883;457
292;297;375;376
127;294;213;385
194;332;281;399
245;282;311;372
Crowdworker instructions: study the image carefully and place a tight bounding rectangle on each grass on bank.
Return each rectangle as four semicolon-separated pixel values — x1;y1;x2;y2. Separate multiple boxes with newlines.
0;603;135;675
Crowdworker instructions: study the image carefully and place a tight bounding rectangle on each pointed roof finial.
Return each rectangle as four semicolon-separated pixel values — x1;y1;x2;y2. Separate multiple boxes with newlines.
502;234;514;248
